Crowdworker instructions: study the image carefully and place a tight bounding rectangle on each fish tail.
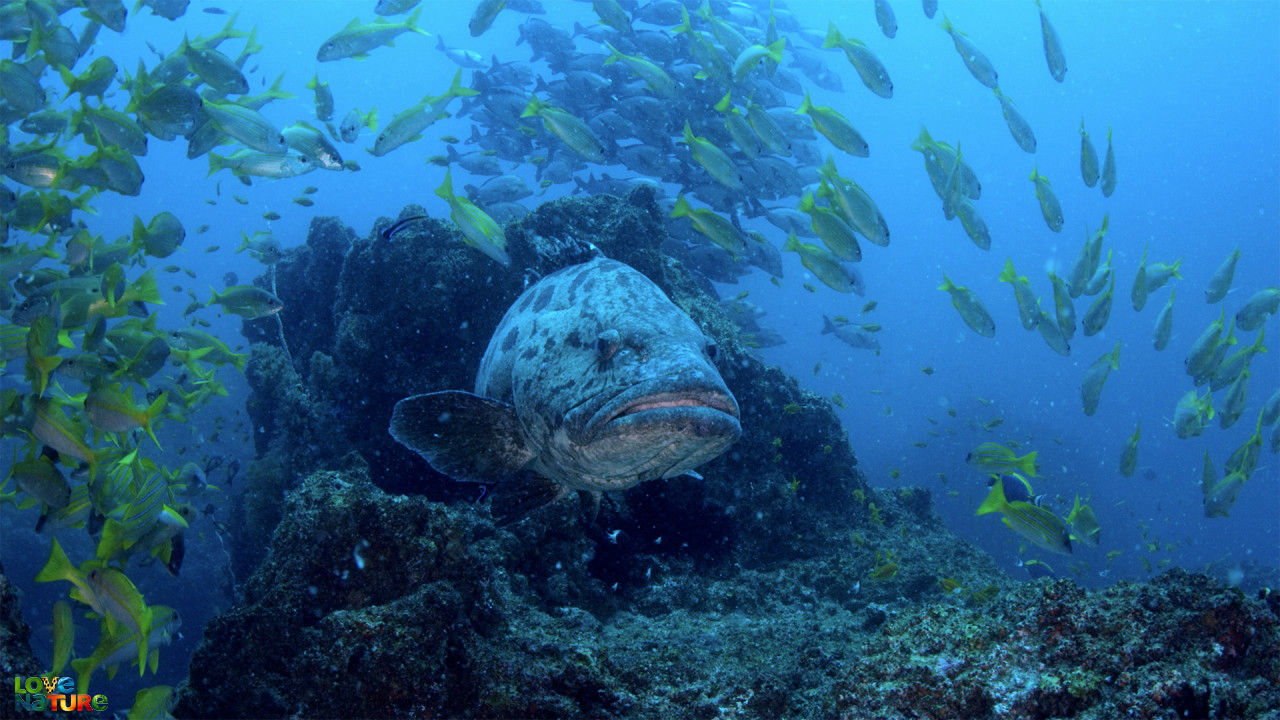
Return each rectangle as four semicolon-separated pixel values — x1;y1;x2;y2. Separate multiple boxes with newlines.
1017;451;1039;477
822;22;844;49
405;6;428;35
975;481;1006;516
444;68;478;99
998;257;1017;283
797;91;813;115
435;168;456;201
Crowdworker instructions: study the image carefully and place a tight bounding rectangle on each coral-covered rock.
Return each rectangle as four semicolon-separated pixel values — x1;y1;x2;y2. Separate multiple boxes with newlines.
0;562;43;683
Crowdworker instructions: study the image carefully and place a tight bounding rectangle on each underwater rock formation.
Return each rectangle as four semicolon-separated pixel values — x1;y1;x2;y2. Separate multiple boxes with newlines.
177;468;1280;719
0;563;43;683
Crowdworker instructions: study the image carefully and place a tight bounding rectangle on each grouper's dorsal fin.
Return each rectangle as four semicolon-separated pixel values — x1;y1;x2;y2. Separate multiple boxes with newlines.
389;391;535;485
530;235;602;279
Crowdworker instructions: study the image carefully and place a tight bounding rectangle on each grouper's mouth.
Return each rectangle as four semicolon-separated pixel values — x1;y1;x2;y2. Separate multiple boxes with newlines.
606;391;739;423
576;377;741;446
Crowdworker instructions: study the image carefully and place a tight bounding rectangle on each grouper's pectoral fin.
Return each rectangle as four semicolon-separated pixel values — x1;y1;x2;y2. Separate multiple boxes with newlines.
487;472;572;525
389;391;536;485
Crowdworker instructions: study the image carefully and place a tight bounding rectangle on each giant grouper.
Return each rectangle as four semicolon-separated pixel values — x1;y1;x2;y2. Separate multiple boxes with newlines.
390;255;741;522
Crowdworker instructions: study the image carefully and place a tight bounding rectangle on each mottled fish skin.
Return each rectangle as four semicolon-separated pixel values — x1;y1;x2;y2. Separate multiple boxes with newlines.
475;257;740;491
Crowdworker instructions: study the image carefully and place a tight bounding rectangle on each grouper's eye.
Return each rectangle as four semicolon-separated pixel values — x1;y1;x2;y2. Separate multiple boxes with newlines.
596;329;621;362
705;341;718;360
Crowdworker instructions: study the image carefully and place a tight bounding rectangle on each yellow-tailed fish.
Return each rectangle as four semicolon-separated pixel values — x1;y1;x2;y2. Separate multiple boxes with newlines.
993;87;1035;153
745;99;790;155
966;441;1039;477
1210;325;1264;392
85;567;153;673
592;0;631;33
521;95;605;163
84;383;167;447
1119;423;1140;477
435;168;511;265
317;7;430;60
283;121;344;169
998;258;1039;330
1173;389;1213;439
180;35;248;94
670;195;744;254
371;70;476;157
604;42;676;97
207;148;314;179
468;0;506;37
1034;304;1071;356
1048;272;1076;341
797;92;868;158
940;15;997;88
783;233;860;294
52;600;74;674
1029;167;1063;232
1130;245;1150;311
1036;0;1067;82
1205;248;1240;304
1144;259;1181;293
938;274;995;337
1080;341;1120;416
11;453;71;508
201;99;286;155
307;73;334;121
1081;272;1114;337
1153;288;1175;351
35;537;105;617
732;38;785;82
205;285;283;319
1217;369;1250;430
1065;497;1100;547
1224;413;1264;478
25;315;62;396
976;480;1072;555
679;121;742;189
1234;287;1280;332
799;189;860;262
1100;127;1117;197
132;212;185;259
1184;309;1226;378
1079;120;1099;187
1203;469;1245;518
822;23;892;98
715;93;760;161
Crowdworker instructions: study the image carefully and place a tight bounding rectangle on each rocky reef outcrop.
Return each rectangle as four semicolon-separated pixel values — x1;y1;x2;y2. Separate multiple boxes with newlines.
0;562;43;691
176;467;1279;719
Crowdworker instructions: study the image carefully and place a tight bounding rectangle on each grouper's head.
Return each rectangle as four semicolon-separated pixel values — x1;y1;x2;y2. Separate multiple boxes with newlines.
477;258;741;489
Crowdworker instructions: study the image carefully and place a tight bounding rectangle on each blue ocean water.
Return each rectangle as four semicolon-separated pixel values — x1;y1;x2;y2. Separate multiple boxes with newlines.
2;0;1278;706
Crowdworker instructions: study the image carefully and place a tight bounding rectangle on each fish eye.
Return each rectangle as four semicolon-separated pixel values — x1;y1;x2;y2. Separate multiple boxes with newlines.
595;329;621;362
705;341;717;359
